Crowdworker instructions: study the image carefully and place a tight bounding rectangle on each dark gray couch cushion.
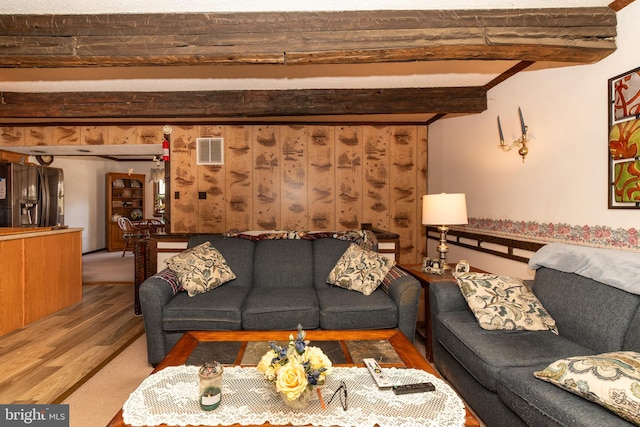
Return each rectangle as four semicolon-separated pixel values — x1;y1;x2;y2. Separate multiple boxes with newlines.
316;287;398;330
435;310;593;391
497;365;636;427
623;307;640;351
533;267;640;353
162;285;249;331
242;287;319;330
312;238;352;288
253;239;314;288
187;234;255;288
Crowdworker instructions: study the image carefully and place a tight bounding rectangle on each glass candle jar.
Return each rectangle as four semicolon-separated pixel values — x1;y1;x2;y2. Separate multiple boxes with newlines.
198;361;223;410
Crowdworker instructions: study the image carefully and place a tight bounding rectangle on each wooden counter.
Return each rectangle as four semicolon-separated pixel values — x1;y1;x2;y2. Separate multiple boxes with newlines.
0;227;83;337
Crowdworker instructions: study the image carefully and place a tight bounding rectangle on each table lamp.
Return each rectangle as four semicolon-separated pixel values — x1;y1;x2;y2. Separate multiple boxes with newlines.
422;193;468;269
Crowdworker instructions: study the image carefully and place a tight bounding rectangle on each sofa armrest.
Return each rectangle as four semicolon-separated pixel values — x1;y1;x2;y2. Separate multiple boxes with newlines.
385;270;421;343
139;275;179;365
429;280;468;346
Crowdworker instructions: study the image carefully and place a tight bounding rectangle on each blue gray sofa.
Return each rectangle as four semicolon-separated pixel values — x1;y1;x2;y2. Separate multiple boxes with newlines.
430;243;640;427
140;233;421;365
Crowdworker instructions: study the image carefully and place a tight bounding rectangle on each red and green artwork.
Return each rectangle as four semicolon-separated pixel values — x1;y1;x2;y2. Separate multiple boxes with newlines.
614;160;640;203
613;71;640;122
609;118;640;160
610;67;640;207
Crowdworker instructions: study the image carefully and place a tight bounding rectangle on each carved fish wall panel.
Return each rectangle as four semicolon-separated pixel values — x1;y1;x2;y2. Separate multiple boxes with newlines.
25;127;52;146
336;126;363;230
389;126;418;259
253;125;281;230
416;126;428;259
0;127;24;146
308;125;335;231
225;126;253;231
363;125;390;229
53;126;80;145
170;125;198;233
281;125;308;230
109;125;137;145
137;126;162;145
82;126;106;146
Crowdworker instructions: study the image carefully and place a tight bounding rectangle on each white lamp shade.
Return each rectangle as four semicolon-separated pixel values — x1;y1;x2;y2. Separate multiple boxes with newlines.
422;193;468;226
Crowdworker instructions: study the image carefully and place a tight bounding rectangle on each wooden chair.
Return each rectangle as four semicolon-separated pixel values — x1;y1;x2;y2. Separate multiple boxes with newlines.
117;217;144;257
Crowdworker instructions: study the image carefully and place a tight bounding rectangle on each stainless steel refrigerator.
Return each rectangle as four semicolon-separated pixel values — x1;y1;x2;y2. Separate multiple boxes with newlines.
0;162;64;227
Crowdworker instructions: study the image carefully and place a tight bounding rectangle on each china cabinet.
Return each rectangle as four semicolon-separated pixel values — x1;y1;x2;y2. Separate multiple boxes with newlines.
106;172;145;251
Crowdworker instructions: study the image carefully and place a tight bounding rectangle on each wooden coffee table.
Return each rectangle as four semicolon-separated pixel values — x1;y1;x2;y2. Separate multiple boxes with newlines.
108;329;481;427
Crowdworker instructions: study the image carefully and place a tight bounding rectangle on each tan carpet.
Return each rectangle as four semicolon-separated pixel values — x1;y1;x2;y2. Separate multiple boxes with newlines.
63;334;153;427
83;250;135;284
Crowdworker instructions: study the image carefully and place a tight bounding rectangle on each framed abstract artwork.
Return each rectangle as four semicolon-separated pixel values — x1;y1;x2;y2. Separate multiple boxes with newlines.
609;66;640;208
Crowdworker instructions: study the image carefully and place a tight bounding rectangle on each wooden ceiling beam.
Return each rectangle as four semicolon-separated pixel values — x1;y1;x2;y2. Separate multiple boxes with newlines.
0;87;487;120
0;8;616;67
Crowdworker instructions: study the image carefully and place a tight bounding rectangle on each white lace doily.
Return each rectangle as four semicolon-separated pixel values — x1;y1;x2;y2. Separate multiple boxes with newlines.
123;366;466;427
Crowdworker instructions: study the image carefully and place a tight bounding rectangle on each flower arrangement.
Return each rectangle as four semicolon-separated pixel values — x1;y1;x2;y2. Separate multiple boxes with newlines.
257;325;332;402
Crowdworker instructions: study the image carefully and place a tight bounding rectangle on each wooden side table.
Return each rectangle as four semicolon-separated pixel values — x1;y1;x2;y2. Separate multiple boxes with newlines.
399;264;485;361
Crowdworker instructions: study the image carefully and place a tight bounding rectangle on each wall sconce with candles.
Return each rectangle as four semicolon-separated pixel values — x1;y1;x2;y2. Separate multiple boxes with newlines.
497;107;529;163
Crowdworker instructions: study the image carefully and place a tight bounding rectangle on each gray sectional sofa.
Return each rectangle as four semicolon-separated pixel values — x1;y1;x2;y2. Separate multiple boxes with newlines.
430;243;640;426
140;233;421;366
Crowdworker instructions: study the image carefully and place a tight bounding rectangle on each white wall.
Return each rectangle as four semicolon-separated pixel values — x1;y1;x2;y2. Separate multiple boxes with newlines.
43;157;162;253
428;1;640;278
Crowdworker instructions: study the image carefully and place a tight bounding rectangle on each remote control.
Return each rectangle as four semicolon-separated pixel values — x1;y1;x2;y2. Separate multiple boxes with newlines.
392;382;436;395
363;358;393;388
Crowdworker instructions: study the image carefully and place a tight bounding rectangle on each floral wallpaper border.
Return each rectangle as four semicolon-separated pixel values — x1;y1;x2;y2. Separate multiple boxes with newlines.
465;217;639;252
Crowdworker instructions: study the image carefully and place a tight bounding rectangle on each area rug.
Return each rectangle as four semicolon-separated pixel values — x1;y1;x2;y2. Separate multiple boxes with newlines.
62;334;153;427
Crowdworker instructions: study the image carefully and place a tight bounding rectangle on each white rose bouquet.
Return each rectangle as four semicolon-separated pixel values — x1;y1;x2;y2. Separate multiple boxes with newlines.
257;325;332;402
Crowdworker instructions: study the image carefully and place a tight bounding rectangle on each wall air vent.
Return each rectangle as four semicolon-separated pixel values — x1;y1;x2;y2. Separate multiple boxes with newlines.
196;137;224;165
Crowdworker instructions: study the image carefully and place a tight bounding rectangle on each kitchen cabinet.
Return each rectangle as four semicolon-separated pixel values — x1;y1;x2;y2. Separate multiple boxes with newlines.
0;228;82;337
106;172;145;252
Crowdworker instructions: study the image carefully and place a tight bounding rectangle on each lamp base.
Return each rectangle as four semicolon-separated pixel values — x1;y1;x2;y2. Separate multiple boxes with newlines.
436;225;450;269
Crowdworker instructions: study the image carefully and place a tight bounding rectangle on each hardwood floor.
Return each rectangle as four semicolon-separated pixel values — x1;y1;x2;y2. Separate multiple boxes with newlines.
0;284;144;404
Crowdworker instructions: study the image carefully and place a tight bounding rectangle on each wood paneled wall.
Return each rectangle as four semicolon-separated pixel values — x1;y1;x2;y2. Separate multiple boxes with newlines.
0;125;163;146
0;122;427;263
168;124;427;263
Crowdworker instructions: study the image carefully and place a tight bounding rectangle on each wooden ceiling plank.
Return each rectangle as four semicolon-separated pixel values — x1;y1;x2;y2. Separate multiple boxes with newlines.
484;61;535;91
0;87;487;120
0;36;75;55
0;8;616;35
0;23;614;66
484;26;617;39
609;0;635;12
0;43;615;67
284;45;614;65
0;7;617;68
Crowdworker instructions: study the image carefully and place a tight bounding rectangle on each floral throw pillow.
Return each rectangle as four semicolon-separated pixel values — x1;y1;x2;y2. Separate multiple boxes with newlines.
327;243;395;295
165;242;236;297
534;351;640;425
455;272;558;333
